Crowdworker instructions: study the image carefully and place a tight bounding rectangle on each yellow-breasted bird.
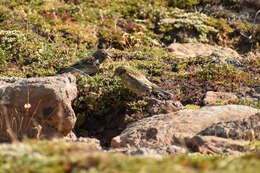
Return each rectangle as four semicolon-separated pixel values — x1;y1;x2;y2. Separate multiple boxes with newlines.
113;66;172;97
58;49;111;75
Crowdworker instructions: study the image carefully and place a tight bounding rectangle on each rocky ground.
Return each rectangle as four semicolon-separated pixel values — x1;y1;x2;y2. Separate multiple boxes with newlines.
0;0;260;172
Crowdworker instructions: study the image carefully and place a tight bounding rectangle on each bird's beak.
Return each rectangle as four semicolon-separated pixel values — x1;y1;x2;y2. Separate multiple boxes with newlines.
111;72;116;78
107;54;112;60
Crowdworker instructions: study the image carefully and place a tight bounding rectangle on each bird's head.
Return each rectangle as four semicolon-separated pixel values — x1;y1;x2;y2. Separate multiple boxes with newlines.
92;49;112;64
113;66;127;78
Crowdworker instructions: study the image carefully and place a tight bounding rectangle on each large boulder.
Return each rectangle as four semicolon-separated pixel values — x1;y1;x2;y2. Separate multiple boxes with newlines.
111;105;260;154
0;74;77;142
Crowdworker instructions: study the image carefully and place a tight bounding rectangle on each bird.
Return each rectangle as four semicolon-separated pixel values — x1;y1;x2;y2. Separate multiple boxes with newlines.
113;66;172;97
57;49;111;75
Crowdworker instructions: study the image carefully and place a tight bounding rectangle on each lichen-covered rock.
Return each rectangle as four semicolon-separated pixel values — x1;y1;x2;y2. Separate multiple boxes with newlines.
0;74;77;142
111;105;260;154
63;133;102;150
145;98;184;115
243;0;260;9
188;136;248;154
199;113;260;140
167;43;241;59
203;91;238;105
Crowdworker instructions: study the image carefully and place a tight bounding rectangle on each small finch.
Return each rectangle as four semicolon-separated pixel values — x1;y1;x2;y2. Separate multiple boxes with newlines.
113;66;172;97
58;49;111;75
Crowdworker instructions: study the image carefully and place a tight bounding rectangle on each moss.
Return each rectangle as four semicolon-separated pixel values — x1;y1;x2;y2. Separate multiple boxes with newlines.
167;0;243;10
0;140;260;173
164;56;259;105
0;30;73;77
238;100;260;109
0;0;259;142
185;104;200;109
159;8;217;44
167;0;200;9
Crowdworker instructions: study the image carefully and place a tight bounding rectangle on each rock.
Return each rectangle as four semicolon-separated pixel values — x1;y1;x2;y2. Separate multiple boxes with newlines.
128;145;187;157
129;148;164;158
64;131;78;141
145;98;184;115
203;91;238;105
199;113;260;140
0;74;77;142
242;86;260;102
108;145;186;157
111;105;260;154
167;43;241;59
243;0;260;9
253;86;260;100
64;136;102;150
188;136;248;154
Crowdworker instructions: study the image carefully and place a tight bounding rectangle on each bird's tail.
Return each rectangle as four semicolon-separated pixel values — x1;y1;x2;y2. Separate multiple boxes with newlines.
154;87;173;97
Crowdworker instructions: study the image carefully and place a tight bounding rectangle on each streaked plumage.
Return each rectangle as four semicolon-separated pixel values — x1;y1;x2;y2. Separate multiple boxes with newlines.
114;66;172;97
58;49;111;75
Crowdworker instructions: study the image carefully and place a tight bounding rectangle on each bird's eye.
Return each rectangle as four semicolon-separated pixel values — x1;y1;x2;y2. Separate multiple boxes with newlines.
120;69;127;75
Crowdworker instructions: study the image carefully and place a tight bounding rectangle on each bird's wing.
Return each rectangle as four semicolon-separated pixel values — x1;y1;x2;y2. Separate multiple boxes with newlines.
125;72;152;91
123;68;172;97
70;57;100;69
71;58;91;66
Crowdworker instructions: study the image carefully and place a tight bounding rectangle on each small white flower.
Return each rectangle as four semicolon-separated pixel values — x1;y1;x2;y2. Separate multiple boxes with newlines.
39;48;44;53
24;103;31;109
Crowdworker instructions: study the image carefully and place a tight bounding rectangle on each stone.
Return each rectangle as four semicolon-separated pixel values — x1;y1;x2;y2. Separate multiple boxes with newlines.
252;86;260;100
64;136;102;150
188;136;248;154
167;43;241;59
243;0;260;9
145;98;184;115
242;86;260;102
199;113;260;140
64;131;78;141
0;74;77;142
111;105;260;154
203;91;238;105
108;145;186;156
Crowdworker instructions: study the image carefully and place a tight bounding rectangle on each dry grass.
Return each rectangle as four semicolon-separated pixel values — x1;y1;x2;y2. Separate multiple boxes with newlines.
0;81;42;142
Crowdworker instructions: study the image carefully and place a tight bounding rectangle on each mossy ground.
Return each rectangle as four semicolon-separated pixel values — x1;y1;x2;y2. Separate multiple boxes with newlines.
0;140;259;173
0;0;259;161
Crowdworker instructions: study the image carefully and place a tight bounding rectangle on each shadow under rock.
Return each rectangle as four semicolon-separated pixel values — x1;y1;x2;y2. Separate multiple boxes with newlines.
74;106;127;148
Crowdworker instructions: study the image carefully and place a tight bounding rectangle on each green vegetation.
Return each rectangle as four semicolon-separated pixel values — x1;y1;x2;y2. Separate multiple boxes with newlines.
0;140;259;173
0;0;259;172
0;0;259;138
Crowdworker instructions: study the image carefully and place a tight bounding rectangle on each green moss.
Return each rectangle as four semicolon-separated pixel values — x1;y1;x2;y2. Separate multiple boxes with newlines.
74;74;128;115
0;140;260;173
167;0;200;9
0;30;73;77
167;0;243;10
159;8;221;44
238;100;260;109
185;104;200;109
165;56;259;105
0;0;259;141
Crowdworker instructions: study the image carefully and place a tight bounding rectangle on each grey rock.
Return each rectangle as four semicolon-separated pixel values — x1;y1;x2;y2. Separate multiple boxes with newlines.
198;113;260;140
188;135;248;154
145;98;184;115
0;74;77;142
111;105;260;154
